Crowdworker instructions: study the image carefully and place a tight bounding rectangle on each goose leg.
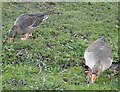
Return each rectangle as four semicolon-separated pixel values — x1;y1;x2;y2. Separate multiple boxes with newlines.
21;33;29;40
87;69;92;84
28;33;32;36
89;69;92;77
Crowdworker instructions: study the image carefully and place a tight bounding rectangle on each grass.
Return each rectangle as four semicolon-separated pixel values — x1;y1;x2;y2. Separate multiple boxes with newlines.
0;2;2;92
2;2;119;90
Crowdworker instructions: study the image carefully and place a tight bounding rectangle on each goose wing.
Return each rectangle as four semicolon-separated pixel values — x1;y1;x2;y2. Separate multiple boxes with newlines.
15;13;45;30
86;38;112;59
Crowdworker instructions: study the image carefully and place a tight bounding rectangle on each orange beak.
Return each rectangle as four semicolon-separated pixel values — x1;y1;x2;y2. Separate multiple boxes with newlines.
10;37;13;43
91;74;97;83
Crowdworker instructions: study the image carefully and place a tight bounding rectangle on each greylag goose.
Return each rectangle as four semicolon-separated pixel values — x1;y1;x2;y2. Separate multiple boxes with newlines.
8;13;48;42
84;37;113;83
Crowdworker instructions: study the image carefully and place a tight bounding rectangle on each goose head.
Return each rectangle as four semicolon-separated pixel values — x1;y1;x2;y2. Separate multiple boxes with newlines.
88;61;102;83
8;25;19;43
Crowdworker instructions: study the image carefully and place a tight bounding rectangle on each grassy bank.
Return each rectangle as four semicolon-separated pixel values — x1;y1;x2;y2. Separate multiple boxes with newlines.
2;2;119;90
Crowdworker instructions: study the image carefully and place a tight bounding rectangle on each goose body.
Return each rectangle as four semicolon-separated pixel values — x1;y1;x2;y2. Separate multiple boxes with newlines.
84;37;113;83
8;13;48;42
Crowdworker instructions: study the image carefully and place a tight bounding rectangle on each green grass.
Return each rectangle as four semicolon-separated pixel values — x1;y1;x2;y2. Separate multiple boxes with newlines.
0;2;2;91
2;2;119;90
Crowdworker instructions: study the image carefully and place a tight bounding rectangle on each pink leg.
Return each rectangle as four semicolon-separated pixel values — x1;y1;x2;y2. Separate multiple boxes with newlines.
29;33;32;36
89;69;92;78
21;33;29;40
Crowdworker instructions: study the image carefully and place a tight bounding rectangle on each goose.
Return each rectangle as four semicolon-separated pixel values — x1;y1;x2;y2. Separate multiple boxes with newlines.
84;37;113;83
8;13;48;42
